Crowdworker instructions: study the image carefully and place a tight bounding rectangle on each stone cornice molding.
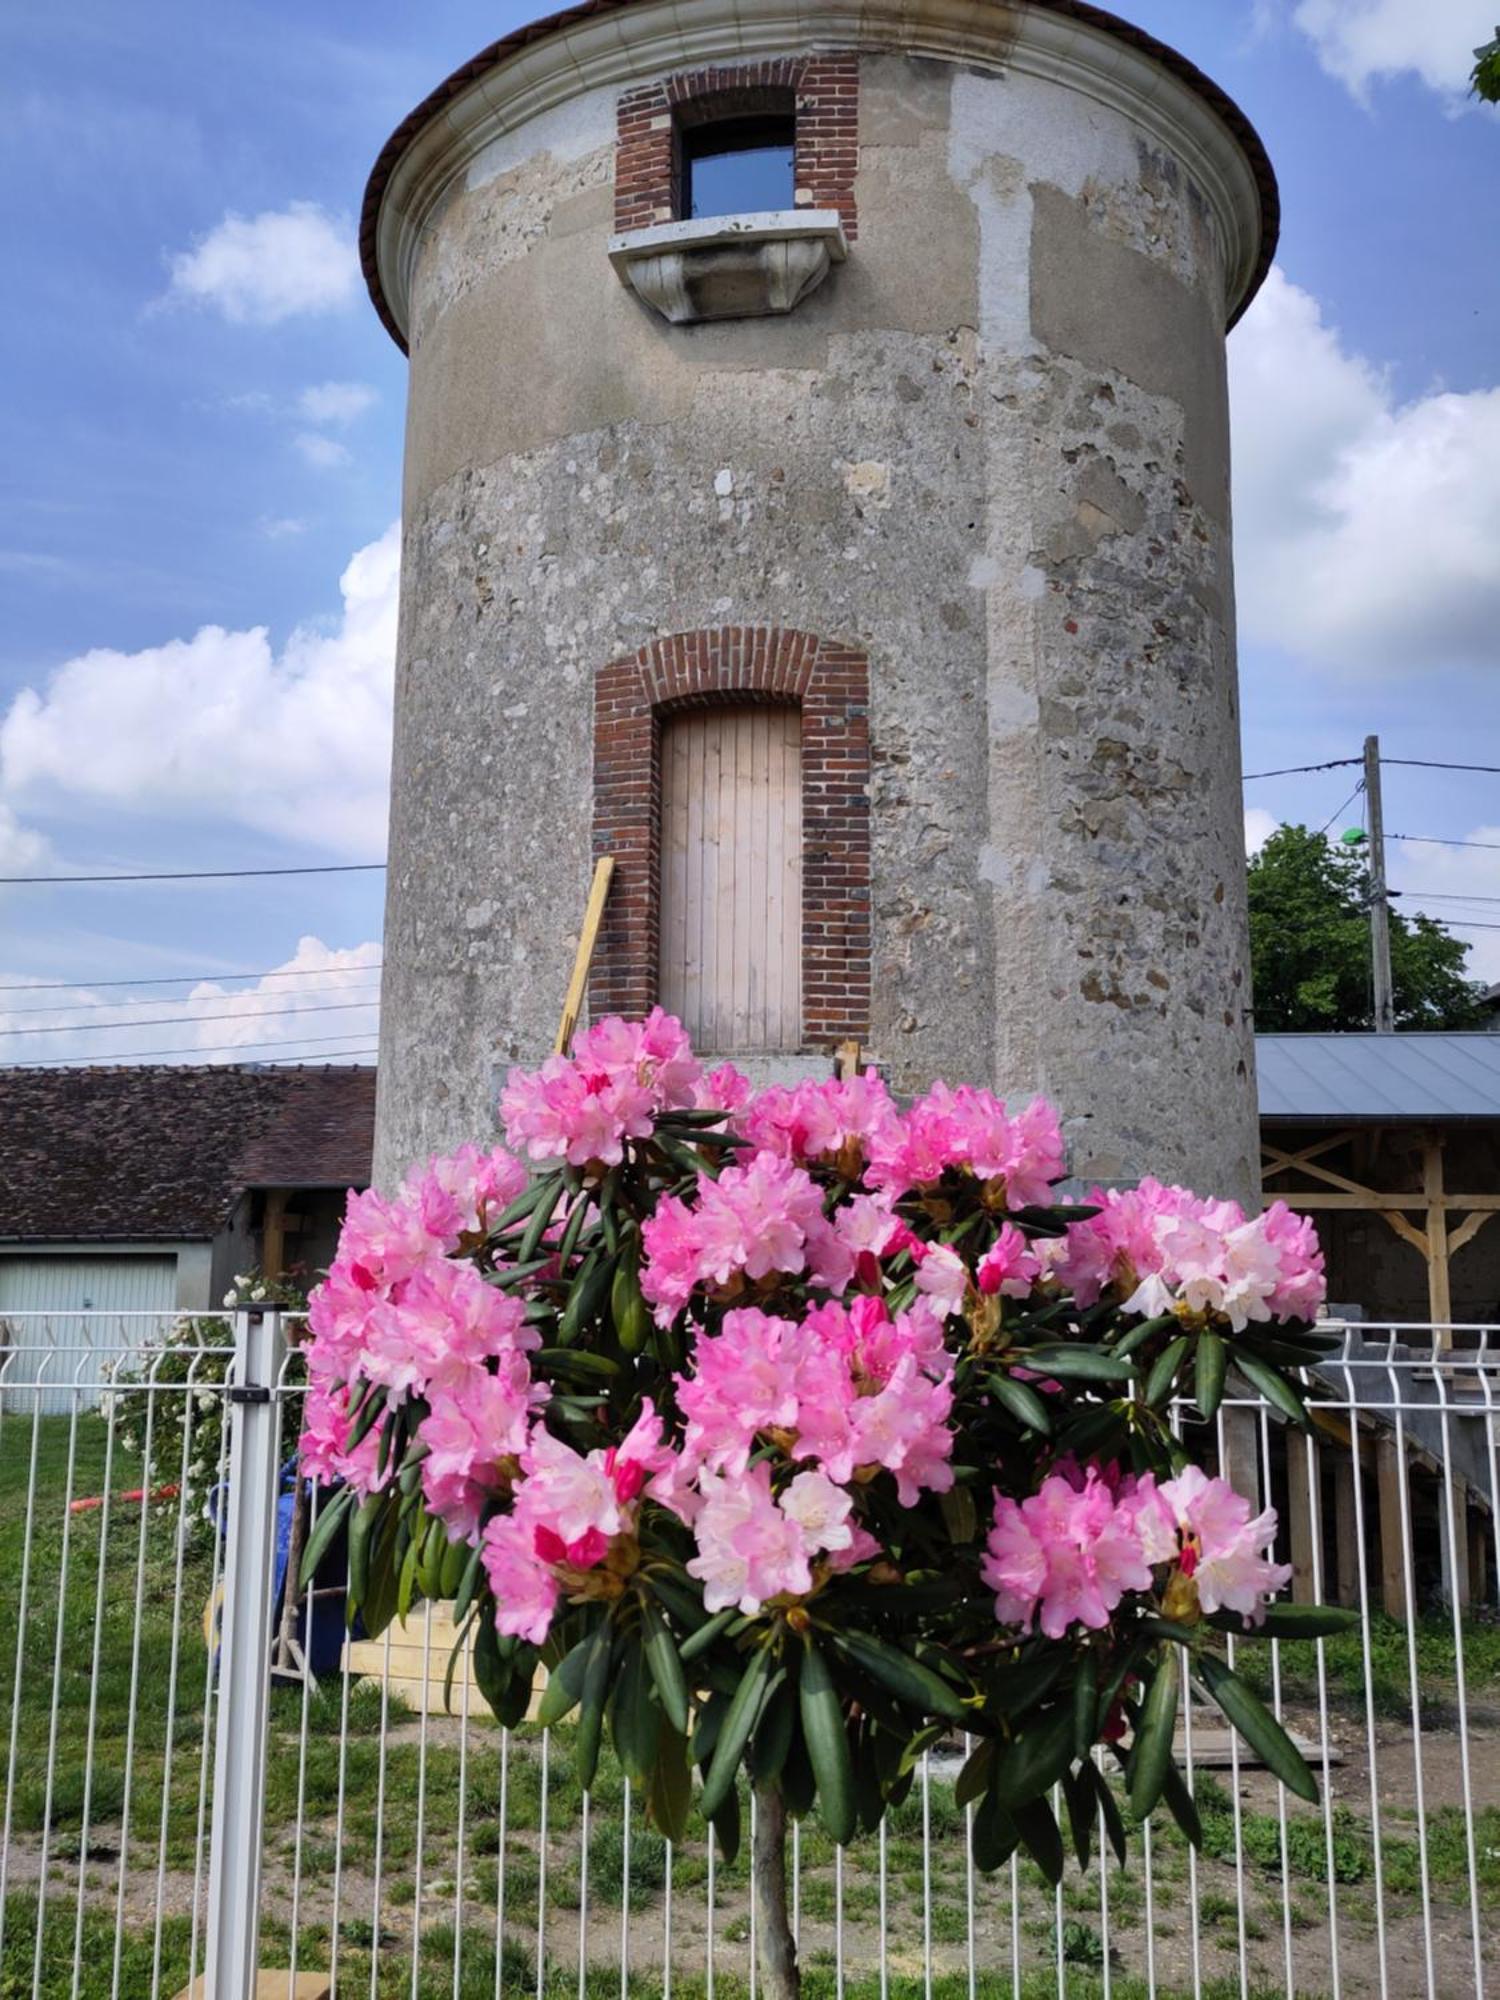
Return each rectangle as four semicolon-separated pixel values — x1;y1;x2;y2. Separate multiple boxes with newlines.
363;0;1277;354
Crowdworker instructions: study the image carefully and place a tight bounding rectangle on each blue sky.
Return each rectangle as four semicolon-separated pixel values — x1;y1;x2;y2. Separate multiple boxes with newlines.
1;0;1497;1065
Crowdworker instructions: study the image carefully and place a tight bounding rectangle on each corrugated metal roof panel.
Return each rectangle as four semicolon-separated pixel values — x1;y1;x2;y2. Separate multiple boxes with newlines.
1255;1034;1500;1121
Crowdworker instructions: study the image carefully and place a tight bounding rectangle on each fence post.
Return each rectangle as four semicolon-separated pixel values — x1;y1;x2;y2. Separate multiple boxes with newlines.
203;1304;286;2000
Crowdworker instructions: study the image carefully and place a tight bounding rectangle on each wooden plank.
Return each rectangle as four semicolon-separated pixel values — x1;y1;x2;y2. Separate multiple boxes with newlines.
658;706;801;1051
1219;1405;1262;1514
1287;1432;1321;1605
1441;1477;1471;1611
1334;1458;1360;1609
1423;1136;1452;1344
1270;1191;1500;1211
1376;1436;1410;1621
1449;1208;1496;1256
175;1976;330;2000
554;857;616;1056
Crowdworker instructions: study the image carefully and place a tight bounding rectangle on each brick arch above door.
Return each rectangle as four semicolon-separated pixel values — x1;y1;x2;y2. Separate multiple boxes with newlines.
590;626;871;1049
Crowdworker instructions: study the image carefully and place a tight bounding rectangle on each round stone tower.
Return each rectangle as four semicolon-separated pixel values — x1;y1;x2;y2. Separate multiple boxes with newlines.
364;0;1276;1200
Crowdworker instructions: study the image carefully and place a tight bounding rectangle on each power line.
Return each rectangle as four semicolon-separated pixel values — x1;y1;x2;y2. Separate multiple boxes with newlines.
0;999;379;1040
0;961;383;995
1381;759;1500;776
9;1034;382;1069
1317;779;1365;838
0;862;387;886
1242;758;1362;781
0;973;382;1019
1389;833;1500;853
1406;892;1500;907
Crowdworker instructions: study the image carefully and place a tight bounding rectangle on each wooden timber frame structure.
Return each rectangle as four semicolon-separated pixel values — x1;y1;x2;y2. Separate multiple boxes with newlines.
1262;1125;1499;1346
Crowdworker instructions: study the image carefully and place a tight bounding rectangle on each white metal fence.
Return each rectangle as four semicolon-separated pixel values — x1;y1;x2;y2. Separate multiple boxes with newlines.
0;1309;1495;2000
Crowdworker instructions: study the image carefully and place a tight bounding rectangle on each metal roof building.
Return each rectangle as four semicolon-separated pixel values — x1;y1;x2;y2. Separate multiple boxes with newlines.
1256;1033;1500;1124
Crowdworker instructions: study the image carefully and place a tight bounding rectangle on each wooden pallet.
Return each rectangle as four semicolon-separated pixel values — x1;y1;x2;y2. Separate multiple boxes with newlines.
343;1601;548;1720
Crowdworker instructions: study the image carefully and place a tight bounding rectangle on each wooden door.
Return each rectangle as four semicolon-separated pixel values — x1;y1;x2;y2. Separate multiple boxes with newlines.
658;705;802;1052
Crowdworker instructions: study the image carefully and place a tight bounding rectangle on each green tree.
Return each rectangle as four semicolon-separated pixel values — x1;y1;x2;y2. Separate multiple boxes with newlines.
1247;823;1485;1032
1472;27;1500;102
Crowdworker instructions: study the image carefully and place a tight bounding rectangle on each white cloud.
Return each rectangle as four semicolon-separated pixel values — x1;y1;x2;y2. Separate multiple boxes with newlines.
1229;267;1500;672
258;514;308;540
293;432;352;470
0;523;400;858
1388;829;1500;985
0;936;382;1067
1244;807;1279;856
0;804;52;875
165;201;359;325
1293;0;1497;100
298;381;377;426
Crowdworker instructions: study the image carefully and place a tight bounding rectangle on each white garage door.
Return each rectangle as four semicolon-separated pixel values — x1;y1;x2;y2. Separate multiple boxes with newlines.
0;1254;179;1413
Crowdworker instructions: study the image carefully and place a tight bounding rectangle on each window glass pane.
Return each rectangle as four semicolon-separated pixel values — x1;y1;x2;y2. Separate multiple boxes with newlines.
684;120;795;219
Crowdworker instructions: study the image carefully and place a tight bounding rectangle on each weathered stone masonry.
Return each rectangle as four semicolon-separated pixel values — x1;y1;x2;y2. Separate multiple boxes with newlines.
591;627;871;1040
363;0;1277;1202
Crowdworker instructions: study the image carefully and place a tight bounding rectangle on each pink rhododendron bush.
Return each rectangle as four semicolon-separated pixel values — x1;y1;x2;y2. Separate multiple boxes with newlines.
299;1012;1348;1992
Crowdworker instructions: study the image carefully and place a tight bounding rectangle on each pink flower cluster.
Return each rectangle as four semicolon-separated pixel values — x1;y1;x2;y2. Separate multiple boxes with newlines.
687;1464;875;1615
480;1405;675;1641
640;1154;858;1323
1056;1180;1325;1330
499;1008;707;1167
736;1071;901;1169
676;1297;955;1507
299;1142;543;1513
864;1082;1066;1205
982;1463;1290;1637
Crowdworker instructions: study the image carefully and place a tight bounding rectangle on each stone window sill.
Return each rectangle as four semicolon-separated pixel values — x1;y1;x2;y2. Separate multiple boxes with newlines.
607;210;848;325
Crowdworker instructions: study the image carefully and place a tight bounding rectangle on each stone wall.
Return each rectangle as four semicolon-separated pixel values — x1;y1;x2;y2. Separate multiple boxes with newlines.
373;25;1263;1205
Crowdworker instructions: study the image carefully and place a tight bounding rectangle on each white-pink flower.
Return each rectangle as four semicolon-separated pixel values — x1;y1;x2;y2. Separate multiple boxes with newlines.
1128;1467;1291;1624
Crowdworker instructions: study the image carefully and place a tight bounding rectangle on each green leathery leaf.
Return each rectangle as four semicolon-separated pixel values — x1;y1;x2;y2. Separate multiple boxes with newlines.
1090;1760;1128;1867
451;1542;484;1626
1061;1761;1094;1870
647;1724;694;1844
346;1383;388;1454
1024;1344;1137;1383
832;1629;971;1724
700;1646;773;1820
612;1242;651;1356
749;1674;795;1785
1161;1759;1203;1847
610;1640;661;1785
576;1625;616;1792
1144;1335;1191;1408
497;1642;539;1728
298;1484;354;1591
360;1506;402;1640
518;1172;566;1263
780;1731;816;1820
954;1737;996;1810
708;1784;742;1865
471;1616;513;1723
1128;1656;1179;1821
419;1512;447;1594
397;1529;420;1622
1112;1313;1177;1357
535;1346;619;1382
1224;1602;1359;1640
800;1636;856;1846
559;1251;611;1344
992;1703;1074;1809
1195;1330;1227;1420
1072;1654;1099;1762
1196;1655;1319;1802
537;1631;596;1727
970;1785;1019;1873
491;1176;553;1235
1013;1795;1065;1886
679;1607;738;1663
438;1533;469;1601
641;1596;691;1736
987;1371;1052;1435
345;1492;379;1615
1233;1349;1312;1431
555;1187;591;1270
939;1483;978;1544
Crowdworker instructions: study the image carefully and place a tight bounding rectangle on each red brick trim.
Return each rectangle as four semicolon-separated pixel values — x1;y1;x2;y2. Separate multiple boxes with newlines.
591;627;871;1047
613;55;859;239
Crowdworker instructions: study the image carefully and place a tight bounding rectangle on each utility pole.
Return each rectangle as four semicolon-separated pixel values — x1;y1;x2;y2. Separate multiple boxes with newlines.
1364;734;1395;1033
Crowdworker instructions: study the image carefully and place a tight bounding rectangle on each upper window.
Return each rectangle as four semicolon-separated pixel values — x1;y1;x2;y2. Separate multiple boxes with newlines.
681;115;796;220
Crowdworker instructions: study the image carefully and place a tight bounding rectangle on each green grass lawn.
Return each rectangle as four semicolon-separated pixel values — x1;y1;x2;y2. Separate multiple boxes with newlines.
2;1413;1495;1999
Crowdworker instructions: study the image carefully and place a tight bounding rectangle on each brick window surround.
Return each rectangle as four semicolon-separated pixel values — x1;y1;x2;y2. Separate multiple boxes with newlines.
614;55;859;239
591;627;871;1048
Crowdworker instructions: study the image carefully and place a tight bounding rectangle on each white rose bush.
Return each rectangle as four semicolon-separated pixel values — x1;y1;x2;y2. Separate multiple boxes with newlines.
298;1011;1349;1996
